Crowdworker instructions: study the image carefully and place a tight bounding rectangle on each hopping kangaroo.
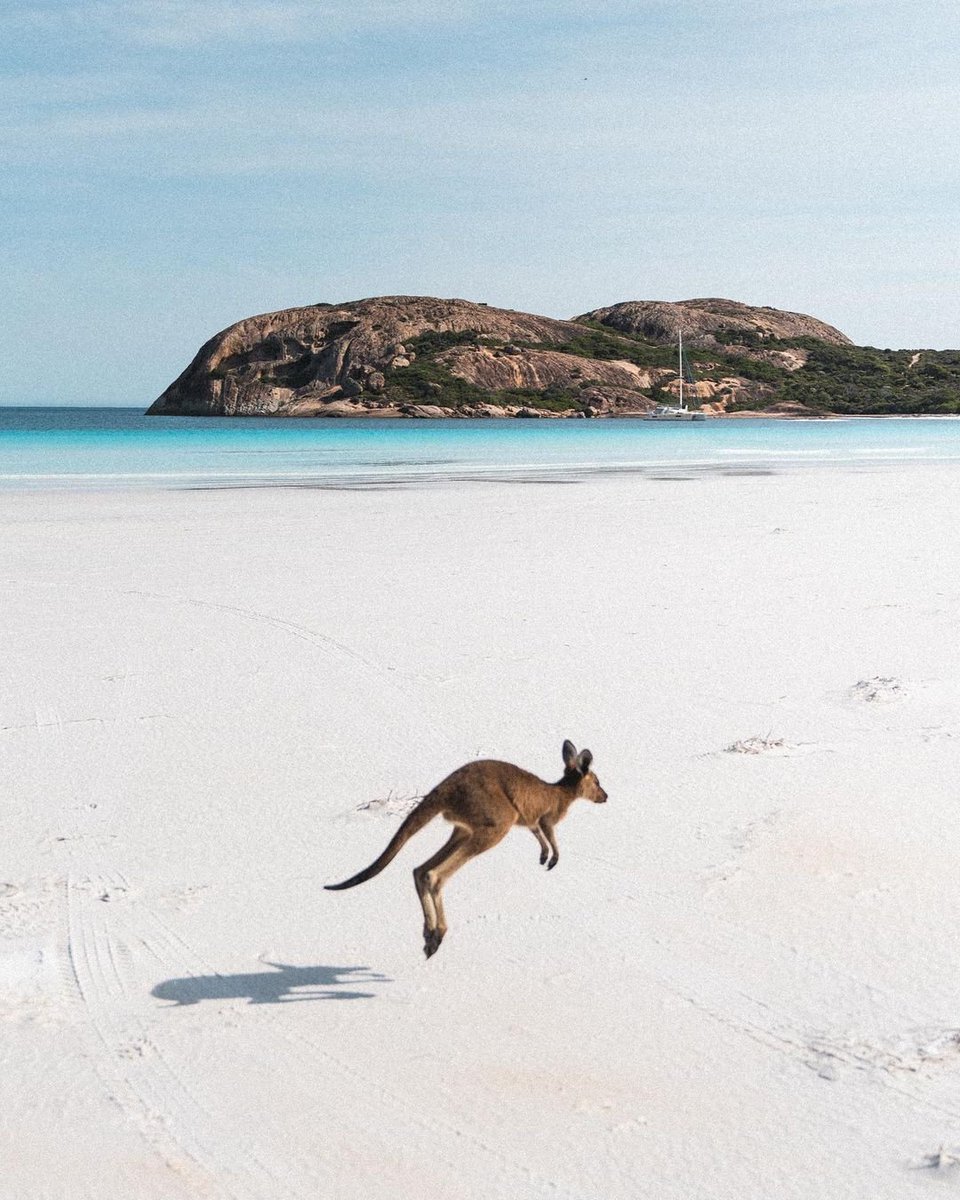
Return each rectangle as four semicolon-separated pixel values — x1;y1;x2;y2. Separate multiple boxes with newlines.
325;740;607;958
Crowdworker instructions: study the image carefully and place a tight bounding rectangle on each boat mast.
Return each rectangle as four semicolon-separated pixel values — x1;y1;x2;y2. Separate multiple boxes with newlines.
678;328;685;411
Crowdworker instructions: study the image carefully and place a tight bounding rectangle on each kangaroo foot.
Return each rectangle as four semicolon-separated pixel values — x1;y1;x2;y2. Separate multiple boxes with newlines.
423;929;444;958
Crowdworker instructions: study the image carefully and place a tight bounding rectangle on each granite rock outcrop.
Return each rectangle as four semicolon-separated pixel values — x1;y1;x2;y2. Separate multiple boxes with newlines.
580;297;851;348
149;297;590;417
148;294;853;418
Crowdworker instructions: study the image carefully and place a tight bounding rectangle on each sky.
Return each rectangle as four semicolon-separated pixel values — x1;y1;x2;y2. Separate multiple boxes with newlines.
2;0;959;405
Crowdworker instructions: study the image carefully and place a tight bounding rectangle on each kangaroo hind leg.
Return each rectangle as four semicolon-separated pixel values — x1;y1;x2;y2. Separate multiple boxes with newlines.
414;827;468;958
421;824;509;958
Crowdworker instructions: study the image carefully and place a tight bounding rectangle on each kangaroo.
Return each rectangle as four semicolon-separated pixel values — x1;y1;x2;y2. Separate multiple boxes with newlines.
325;740;607;958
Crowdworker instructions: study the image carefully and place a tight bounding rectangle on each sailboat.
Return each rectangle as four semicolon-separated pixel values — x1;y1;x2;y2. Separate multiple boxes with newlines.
643;329;708;421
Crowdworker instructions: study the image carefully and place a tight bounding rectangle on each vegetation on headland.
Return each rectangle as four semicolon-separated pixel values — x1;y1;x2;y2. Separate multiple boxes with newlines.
380;331;583;411
380;326;764;413
519;322;678;369
758;341;960;415
381;328;960;415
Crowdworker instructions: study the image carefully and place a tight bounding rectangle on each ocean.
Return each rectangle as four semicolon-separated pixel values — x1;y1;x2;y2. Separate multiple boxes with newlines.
2;407;960;490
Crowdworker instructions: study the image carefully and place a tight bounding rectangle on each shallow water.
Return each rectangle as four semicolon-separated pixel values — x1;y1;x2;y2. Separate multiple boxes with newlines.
2;407;959;489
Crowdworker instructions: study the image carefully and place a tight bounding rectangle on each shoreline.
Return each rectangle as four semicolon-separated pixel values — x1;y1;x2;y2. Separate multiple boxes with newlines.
7;453;960;494
139;406;960;420
6;402;960;420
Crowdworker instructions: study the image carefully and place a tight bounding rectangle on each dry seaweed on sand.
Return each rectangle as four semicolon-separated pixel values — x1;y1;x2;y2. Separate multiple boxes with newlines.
723;733;789;755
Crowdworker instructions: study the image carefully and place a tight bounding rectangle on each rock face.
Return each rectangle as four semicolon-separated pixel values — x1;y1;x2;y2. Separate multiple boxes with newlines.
148;296;588;417
437;346;660;391
148;294;853;418
580;298;852;348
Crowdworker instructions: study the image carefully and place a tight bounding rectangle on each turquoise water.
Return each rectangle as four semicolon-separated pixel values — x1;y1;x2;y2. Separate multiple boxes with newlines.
2;408;960;489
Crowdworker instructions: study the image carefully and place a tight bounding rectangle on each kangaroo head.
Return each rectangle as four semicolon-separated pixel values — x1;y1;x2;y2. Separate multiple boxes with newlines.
561;739;608;803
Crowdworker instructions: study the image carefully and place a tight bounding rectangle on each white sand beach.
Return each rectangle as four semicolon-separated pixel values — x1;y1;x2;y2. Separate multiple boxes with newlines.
4;463;960;1198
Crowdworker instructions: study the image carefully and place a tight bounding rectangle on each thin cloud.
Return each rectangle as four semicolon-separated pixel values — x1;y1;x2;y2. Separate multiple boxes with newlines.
0;71;139;107
2;1;488;48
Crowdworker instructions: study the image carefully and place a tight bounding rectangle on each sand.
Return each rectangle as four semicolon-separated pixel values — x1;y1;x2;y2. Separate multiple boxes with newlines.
3;464;960;1198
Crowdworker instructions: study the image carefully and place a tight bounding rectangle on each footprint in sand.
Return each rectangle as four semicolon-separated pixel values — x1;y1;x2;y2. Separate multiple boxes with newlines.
0;877;58;936
806;1026;960;1082
849;676;904;703
912;1146;960;1172
157;884;211;912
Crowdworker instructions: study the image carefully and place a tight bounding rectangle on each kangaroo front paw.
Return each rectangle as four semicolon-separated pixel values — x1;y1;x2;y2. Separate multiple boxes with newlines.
539;850;548;866
423;929;444;958
547;855;559;870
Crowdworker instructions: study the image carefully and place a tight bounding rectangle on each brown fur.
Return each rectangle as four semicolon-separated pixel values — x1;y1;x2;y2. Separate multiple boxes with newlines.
325;740;607;957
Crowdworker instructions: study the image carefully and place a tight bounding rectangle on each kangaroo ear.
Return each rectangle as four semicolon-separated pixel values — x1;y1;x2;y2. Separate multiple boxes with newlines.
576;749;593;774
562;740;578;771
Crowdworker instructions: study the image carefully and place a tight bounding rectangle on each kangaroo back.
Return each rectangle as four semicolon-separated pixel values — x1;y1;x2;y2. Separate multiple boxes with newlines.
325;793;442;890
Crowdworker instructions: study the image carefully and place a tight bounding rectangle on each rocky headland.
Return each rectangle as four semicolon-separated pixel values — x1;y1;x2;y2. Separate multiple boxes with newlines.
147;296;959;418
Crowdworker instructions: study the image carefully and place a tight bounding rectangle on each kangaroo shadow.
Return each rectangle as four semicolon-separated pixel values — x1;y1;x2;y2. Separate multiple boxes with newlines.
152;961;388;1007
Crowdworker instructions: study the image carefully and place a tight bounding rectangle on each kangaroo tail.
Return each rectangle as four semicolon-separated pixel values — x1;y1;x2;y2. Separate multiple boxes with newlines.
325;794;442;891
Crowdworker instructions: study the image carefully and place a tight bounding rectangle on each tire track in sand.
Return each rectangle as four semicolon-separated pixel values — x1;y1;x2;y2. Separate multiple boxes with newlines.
65;871;306;1200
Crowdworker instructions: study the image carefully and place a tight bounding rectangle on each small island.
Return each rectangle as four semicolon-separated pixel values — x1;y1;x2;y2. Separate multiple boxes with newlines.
148;295;960;419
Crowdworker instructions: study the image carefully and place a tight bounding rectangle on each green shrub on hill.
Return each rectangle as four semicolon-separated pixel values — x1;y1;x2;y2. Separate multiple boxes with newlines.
380;330;585;411
520;324;678;369
380;356;489;408
773;341;960;414
381;325;960;415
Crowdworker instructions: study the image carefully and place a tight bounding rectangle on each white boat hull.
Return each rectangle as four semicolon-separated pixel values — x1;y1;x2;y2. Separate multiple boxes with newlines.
642;408;707;421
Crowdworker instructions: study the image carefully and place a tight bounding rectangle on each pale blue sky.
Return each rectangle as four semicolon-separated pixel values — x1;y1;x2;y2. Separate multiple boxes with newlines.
2;1;958;404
